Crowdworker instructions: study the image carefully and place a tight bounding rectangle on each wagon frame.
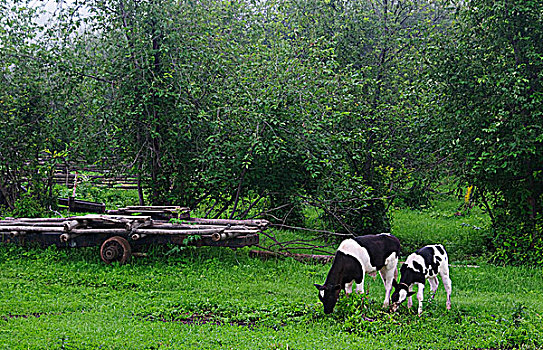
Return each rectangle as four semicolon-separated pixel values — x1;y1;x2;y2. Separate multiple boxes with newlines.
0;206;266;264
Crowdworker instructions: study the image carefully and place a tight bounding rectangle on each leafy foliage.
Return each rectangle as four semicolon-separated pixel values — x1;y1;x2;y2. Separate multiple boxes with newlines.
430;0;543;264
1;0;542;263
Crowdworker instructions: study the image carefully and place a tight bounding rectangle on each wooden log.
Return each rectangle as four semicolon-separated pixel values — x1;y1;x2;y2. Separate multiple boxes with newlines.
106;209;190;219
0;221;66;227
133;228;224;235
72;215;152;224
59;232;84;242
58;197;106;214
63;220;83;232
249;250;333;264
133;228;260;236
111;185;139;190
0;226;65;232
211;231;240;242
151;222;250;230
0;225;130;235
125;220;152;231
1;217;67;223
70;228;128;234
130;233;147;240
183;218;269;228
125;206;189;210
108;209;182;214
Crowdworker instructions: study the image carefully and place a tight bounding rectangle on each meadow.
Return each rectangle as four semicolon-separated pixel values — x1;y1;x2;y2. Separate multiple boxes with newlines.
0;197;542;349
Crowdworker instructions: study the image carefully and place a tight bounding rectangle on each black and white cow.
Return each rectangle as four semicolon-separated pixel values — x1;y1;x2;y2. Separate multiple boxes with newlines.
314;233;400;314
390;244;452;315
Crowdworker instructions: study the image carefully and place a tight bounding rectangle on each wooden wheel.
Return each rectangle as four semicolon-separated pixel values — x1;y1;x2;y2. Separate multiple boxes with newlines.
100;236;132;265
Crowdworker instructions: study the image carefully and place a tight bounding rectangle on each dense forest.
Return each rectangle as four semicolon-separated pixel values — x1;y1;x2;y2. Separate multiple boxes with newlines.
0;0;541;265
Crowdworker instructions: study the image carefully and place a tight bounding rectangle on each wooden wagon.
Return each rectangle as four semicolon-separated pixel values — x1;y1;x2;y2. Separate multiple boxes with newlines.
0;206;267;264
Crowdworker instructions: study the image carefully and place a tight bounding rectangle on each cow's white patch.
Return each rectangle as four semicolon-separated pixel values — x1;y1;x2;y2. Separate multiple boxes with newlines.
398;289;408;303
432;245;449;267
384;252;397;268
337;239;374;273
319;290;324;298
404;254;426;274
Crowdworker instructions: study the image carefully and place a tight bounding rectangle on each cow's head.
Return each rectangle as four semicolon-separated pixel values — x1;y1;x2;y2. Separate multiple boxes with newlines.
390;280;415;312
314;283;341;314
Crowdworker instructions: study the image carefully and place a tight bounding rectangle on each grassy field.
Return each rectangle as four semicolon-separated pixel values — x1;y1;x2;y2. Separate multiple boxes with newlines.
391;197;493;262
1;198;542;349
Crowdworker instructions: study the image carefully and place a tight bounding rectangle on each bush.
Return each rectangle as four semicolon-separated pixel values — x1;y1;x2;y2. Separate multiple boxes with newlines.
4;191;47;218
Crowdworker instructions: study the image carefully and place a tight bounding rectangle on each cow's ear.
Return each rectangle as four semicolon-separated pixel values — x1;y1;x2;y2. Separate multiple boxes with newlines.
407;291;416;297
314;283;324;290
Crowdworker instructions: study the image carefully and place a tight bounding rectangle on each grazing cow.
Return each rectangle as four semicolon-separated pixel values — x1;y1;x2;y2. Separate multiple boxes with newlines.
314;233;400;314
390;244;452;315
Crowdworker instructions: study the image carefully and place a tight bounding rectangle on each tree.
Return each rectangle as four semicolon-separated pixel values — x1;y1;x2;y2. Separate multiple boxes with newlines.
431;0;543;264
0;3;78;215
1;0;460;240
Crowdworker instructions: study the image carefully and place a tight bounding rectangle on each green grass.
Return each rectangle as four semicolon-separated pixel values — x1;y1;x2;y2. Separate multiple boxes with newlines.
0;242;542;350
391;198;492;262
1;196;542;349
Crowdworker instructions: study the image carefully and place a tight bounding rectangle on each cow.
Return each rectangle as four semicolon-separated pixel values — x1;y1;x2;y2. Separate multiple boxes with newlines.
314;233;400;314
390;244;452;315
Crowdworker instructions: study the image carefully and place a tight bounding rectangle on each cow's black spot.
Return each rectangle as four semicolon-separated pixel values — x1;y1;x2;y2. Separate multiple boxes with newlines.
412;261;424;273
414;245;445;277
399;261;425;285
436;245;445;255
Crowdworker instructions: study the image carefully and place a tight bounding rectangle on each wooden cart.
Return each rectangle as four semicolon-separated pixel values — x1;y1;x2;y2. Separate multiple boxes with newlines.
0;206;267;264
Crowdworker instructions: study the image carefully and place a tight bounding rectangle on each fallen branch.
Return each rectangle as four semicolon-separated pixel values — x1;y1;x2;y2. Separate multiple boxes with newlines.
249;249;333;264
270;223;354;238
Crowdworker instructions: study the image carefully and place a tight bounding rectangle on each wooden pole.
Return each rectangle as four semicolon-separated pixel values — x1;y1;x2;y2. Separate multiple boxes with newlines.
63;220;83;232
249;250;333;264
183;218;269;228
0;226;65;232
133;228;260;235
0;221;66;227
211;231;240;242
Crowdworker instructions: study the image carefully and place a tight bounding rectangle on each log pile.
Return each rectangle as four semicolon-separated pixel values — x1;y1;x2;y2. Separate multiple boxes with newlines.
32;155;140;190
0;209;268;248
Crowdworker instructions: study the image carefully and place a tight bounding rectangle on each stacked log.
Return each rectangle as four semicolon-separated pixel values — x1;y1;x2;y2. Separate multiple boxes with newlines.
36;156;139;189
52;172;138;189
0;211;268;248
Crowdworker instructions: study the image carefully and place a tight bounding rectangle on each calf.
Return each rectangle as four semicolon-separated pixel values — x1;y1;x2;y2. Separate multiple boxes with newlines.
390;244;452;315
314;233;400;314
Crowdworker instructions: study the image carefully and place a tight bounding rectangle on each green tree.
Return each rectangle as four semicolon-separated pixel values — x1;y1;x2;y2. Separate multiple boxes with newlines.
432;0;543;264
0;3;80;215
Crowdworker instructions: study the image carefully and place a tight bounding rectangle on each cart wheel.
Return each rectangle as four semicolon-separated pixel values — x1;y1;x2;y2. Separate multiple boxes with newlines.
100;236;132;265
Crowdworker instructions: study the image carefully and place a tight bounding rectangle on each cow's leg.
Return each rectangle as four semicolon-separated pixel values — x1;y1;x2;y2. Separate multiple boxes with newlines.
355;273;365;294
345;280;354;295
379;267;395;308
407;284;414;309
416;282;425;315
428;277;439;300
440;266;452;310
380;252;398;308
